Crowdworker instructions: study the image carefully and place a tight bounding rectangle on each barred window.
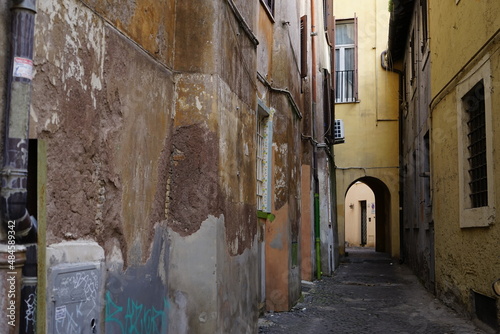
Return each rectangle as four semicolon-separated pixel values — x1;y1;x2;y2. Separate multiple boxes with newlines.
457;59;494;228
256;116;267;210
463;80;487;208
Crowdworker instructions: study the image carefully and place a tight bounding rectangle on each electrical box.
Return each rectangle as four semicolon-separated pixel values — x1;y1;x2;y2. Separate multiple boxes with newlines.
334;119;345;141
48;263;101;334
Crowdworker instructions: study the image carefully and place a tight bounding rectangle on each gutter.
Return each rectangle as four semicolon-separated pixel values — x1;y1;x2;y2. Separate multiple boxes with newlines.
225;0;259;48
1;0;37;240
257;72;303;119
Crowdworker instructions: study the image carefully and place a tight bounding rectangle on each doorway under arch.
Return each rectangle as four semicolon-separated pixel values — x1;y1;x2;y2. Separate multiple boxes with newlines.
345;181;376;248
344;176;392;254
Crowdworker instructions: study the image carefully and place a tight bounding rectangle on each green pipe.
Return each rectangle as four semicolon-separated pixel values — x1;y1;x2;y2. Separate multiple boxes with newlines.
314;193;321;279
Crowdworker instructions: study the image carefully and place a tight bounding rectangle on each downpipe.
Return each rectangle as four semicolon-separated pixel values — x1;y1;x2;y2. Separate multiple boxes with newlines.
310;0;322;280
1;0;37;241
381;50;405;263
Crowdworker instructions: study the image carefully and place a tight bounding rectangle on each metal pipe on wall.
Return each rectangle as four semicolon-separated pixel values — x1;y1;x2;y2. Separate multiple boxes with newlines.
1;0;37;240
310;0;322;280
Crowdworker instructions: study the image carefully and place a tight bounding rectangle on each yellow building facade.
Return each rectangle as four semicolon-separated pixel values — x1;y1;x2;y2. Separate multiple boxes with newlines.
334;0;400;258
429;0;500;328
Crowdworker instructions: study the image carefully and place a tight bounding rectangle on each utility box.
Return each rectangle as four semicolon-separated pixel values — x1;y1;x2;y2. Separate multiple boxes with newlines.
48;263;101;334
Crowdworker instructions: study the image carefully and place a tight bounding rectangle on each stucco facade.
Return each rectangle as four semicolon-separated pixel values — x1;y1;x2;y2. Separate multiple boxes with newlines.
388;0;500;330
334;0;400;258
388;0;434;292
429;0;500;329
0;0;338;332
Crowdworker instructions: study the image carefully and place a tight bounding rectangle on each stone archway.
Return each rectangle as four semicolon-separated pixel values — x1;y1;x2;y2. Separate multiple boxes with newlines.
345;176;392;254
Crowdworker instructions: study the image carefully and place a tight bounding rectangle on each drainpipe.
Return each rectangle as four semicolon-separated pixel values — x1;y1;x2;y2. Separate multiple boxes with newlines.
1;0;37;240
310;0;322;280
381;50;404;262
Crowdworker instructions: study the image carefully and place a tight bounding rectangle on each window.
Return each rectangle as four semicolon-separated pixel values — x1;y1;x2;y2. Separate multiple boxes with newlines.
409;30;416;86
300;15;308;78
261;0;275;16
256;116;266;210
457;57;495;228
257;102;273;212
420;0;429;53
464;81;487;208
335;19;357;103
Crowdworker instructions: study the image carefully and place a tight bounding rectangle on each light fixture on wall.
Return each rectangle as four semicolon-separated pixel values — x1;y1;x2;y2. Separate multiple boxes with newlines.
349;203;354;209
493;279;500;296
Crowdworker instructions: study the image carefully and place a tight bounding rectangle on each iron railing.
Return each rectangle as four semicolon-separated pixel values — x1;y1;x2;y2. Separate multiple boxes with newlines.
335;70;356;103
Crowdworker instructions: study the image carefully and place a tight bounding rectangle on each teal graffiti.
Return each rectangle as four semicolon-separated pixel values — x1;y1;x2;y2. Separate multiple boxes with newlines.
105;291;169;334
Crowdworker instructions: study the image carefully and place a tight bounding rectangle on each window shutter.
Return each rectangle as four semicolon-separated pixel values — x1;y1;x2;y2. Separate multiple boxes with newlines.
354;14;358;101
300;15;308;78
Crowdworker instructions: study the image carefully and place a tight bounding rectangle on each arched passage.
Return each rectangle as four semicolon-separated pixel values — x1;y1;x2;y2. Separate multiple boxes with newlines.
345;176;392;254
345;182;376;248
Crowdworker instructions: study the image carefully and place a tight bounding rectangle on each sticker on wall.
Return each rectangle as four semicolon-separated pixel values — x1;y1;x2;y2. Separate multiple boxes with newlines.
55;305;66;321
13;57;33;80
371;203;375;214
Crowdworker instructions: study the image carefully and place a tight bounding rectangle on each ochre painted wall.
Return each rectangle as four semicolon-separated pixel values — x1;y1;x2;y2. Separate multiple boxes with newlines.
334;0;400;258
429;0;500;98
429;0;500;321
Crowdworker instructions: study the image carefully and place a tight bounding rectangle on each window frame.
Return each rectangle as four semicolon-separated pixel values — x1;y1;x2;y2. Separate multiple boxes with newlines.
456;56;495;228
260;0;275;19
256;101;273;213
419;0;429;54
334;17;358;103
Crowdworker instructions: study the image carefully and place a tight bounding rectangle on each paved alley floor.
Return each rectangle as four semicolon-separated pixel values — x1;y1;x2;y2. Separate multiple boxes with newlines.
259;248;488;334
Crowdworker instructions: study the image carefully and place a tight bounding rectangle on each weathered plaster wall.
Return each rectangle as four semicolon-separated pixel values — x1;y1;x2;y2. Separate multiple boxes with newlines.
430;35;500;324
167;71;260;331
263;93;302;311
1;0;310;331
33;1;175;264
31;0;175;331
166;0;261;331
254;0;305;311
429;0;500;98
429;0;500;326
300;165;314;281
399;0;434;293
174;0;218;73
82;0;176;67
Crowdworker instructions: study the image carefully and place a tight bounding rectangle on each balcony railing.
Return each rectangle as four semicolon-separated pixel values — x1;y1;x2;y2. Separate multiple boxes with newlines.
335;70;356;103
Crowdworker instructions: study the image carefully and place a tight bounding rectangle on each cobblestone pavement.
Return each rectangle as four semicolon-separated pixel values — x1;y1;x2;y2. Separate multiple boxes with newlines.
259;248;489;334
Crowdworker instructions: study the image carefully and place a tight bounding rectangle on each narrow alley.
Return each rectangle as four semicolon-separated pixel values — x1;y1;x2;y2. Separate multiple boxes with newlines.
259;248;487;334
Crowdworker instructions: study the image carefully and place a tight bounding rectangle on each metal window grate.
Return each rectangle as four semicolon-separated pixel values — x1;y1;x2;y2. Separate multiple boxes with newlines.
464;81;487;208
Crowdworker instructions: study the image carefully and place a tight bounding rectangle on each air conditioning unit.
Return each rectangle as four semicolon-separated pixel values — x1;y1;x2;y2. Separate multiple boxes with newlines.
334;119;345;141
